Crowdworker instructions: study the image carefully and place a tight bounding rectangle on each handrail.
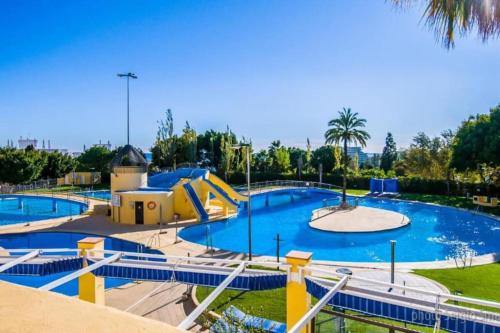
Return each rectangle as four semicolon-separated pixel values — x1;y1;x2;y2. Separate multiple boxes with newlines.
288;276;349;333
89;248;291;268
233;180;342;194
0;250;41;273
4;248;81;254
177;262;246;330
39;253;122;291
304;266;500;310
0;178;57;194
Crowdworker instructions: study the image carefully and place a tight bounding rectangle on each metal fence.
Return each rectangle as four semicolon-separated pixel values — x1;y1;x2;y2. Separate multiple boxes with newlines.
0;179;58;194
0;180;106;206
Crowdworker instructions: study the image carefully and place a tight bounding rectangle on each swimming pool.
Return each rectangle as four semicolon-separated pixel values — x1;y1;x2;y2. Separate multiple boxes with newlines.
0;195;87;226
0;231;161;295
74;190;111;201
179;189;500;262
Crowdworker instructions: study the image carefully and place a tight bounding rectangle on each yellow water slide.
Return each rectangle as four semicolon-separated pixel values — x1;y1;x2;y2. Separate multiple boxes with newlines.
201;179;238;212
208;173;248;202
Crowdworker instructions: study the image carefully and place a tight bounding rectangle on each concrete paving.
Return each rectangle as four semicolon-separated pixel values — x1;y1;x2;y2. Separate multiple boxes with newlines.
106;281;200;328
310;206;410;232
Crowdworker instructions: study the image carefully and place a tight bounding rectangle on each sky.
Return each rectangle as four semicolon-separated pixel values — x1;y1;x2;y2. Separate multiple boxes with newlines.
1;1;499;153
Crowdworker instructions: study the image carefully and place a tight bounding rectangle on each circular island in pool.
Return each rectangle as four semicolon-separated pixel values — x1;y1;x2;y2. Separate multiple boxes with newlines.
0;195;87;227
179;188;500;263
309;206;410;233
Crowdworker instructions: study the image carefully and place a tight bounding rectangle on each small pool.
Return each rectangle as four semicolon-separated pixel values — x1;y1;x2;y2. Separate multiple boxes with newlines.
0;231;161;295
74;190;111;201
0;195;87;226
179;189;500;262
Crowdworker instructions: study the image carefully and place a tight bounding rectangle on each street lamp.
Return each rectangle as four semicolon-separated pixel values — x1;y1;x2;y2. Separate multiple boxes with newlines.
117;72;138;145
231;143;252;261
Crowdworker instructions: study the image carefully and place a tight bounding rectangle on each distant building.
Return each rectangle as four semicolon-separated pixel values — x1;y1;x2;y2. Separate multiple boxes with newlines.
92;140;112;150
13;137;69;154
18;137;37;149
346;147;368;166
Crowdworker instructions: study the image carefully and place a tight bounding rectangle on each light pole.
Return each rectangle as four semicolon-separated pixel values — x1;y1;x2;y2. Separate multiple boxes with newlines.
117;72;138;145
231;143;252;260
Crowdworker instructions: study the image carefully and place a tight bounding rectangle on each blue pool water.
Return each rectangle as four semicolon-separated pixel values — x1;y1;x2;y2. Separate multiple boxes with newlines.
75;190;111;201
0;195;87;226
0;231;161;295
179;189;500;262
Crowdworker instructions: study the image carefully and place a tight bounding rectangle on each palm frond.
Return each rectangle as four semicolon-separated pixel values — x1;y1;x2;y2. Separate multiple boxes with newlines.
393;0;500;48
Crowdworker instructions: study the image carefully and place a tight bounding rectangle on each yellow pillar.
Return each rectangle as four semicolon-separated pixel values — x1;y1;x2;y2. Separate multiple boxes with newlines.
78;237;105;305
286;250;313;333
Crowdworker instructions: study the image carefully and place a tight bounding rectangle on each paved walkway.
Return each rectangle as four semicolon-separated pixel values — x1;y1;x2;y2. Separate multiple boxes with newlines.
106;281;202;329
347;270;447;302
310;206;410;232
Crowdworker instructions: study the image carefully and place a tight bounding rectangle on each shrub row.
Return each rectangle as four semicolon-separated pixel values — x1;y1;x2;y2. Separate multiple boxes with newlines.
218;171;498;196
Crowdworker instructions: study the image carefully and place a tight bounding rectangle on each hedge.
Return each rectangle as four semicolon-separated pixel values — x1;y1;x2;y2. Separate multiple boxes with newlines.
217;171;498;196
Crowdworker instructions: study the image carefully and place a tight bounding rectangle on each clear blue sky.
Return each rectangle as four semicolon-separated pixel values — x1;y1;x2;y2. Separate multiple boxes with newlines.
1;1;499;153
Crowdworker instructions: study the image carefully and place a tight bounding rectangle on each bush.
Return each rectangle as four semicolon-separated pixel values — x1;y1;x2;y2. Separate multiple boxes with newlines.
220;171;498;196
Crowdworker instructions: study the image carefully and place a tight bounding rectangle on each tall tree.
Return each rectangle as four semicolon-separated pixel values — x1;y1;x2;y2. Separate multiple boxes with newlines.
392;0;500;48
325;108;370;206
451;106;500;170
305;138;312;172
179;121;197;164
151;109;177;168
76;146;114;174
220;127;236;181
403;132;454;179
311;146;337;173
41;151;76;179
0;148;46;184
267;140;291;173
380;132;398;172
288;147;306;174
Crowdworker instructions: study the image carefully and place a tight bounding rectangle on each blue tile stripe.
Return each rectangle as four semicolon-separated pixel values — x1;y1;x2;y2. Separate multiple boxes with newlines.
305;278;500;333
1;257;83;276
90;263;287;291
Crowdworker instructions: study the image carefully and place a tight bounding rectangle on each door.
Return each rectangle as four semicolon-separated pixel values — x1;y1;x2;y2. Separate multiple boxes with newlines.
135;201;144;224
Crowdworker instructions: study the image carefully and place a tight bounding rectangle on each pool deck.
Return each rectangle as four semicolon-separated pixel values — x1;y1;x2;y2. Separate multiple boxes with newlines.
310;206;410;232
0;191;497;330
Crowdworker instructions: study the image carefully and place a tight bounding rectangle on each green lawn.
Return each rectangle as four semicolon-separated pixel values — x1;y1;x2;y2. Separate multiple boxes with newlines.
195;286;433;332
415;263;500;312
398;193;500;216
345;188;370;196
197;286;287;322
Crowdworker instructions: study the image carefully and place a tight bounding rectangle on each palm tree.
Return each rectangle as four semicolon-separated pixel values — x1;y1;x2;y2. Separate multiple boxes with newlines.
325;108;370;206
392;0;500;48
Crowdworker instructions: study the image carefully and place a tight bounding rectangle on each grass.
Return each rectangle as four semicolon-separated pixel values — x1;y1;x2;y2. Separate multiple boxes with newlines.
197;286;287;322
345;188;370;196
398;193;500;216
197;264;500;331
195;286;433;332
415;263;500;312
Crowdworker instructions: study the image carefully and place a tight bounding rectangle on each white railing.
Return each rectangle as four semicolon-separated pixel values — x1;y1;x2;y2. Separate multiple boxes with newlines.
233;180;342;194
0;179;58;194
89;248;291;269
303;266;500;311
2;247;500;329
